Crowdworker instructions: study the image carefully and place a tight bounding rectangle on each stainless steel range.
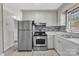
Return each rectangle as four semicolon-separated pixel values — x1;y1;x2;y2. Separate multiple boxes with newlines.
33;23;48;51
34;32;47;46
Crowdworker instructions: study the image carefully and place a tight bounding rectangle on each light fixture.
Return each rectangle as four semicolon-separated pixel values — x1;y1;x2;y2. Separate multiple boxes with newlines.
11;16;22;20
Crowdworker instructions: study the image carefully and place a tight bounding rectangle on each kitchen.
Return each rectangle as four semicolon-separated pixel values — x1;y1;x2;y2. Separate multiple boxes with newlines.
0;3;79;56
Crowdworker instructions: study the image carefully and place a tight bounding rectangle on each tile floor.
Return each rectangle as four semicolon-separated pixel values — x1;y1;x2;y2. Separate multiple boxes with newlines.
4;47;59;56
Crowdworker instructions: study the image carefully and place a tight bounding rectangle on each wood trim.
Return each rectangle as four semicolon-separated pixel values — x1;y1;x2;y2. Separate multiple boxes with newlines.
48;48;55;50
67;4;79;13
48;48;60;56
54;48;61;56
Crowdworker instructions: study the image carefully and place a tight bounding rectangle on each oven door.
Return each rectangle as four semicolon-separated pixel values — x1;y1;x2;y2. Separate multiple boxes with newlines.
34;37;47;46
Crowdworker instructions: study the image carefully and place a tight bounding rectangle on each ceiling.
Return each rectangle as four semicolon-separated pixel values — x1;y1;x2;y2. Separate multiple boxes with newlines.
4;3;63;11
3;3;63;20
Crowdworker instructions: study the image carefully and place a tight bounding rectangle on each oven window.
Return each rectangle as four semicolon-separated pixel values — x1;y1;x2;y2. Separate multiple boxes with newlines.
36;39;45;44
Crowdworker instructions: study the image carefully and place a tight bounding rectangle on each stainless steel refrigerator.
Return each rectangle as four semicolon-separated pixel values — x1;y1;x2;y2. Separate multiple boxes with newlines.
18;20;33;51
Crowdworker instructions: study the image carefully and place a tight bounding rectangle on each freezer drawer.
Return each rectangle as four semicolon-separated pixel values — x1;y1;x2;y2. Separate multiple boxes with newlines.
18;31;32;50
18;21;32;30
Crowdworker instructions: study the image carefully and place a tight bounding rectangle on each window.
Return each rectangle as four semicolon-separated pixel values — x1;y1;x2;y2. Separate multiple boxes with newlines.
67;7;79;32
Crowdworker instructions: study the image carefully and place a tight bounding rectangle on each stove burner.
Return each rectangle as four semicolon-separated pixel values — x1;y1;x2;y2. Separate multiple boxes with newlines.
34;32;47;36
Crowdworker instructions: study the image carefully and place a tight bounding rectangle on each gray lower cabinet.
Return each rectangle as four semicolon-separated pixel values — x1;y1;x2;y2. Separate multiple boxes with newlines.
55;36;79;56
18;31;32;50
48;35;54;49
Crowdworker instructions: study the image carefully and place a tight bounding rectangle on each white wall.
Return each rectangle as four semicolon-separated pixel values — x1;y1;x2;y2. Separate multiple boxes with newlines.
3;6;15;51
0;4;3;55
3;4;22;21
22;10;58;26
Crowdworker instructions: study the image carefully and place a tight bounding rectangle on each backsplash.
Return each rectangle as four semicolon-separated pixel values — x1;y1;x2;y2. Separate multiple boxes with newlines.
34;25;66;32
46;26;66;32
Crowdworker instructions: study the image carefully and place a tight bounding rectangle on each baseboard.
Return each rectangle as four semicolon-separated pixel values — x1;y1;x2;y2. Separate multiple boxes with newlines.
0;53;4;56
48;48;60;56
0;43;14;56
4;43;15;52
54;48;60;56
48;48;55;50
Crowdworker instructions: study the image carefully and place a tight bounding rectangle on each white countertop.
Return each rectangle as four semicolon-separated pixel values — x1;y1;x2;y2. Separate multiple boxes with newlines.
46;32;65;35
57;35;79;45
64;38;79;45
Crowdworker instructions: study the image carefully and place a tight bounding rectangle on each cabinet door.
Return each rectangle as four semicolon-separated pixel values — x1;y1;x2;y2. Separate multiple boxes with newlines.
59;39;79;56
55;36;79;56
48;35;53;48
54;36;67;55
